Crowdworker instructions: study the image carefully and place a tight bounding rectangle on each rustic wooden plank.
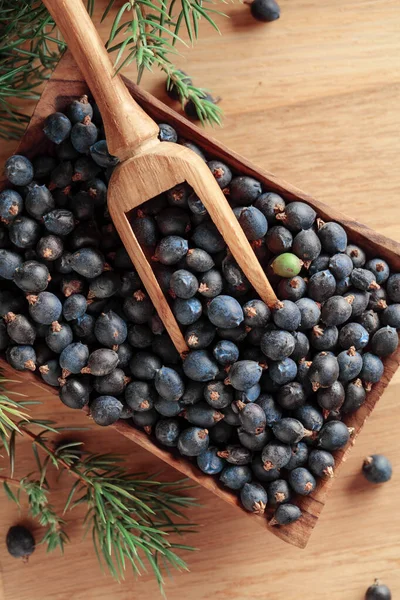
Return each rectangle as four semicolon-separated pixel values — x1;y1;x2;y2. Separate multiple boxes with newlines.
1;0;399;596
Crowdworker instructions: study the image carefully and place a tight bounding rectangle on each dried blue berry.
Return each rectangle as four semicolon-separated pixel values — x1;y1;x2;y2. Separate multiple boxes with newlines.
288;467;316;495
43;112;72;144
5;313;36;345
197;446;225;474
296;297;321;330
173;297;202;325
158;123;178;143
328;252;353;279
155;418;180;447
277;382;307;410
286;442;309;470
260;330;295;362
238;427;271;451
28;292;62;325
94;368;129;396
381;304;400;328
321;295;354;326
178;426;209;456
59;342;89;374
9;217;41;249
0;249;23;280
317;380;345;412
339;322;369;350
84;348;119;376
272;300;301;331
308;449;335;478
292;229;321;261
89;140;118;167
184;247;215;272
318;221;347;253
67;95;93;124
255;192;285;223
155;366;184;401
39;359;62;387
362;454;392;484
6;525;35;560
94;310;127;347
6;345;36;371
240;482;268;514
262;440;291;471
204;381;233;409
342;378;366;413
272;503;302;525
191;222;225;254
219;464;252;490
125;381;156;411
256;393;283;425
185;402;224;428
360;352;384;387
208;295;244;329
269;358;297;385
318;420;351;450
308;353;339;391
91;395;123;426
345;244;366;267
266;225;293;254
351;268;379;291
365;580;391;600
70;117;98;153
273;418;310;444
371;326;399;357
291;332;310;361
234;205;268;241
337;347;363;382
129;352;162;381
212;340;239;366
307;269;336;302
267;479;291;506
154;235;188;265
227;360;262;391
277;276;307;302
386;273;400;302
0;189;23;224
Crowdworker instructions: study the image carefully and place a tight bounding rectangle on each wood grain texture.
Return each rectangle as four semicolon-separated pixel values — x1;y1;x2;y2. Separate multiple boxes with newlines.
1;0;400;597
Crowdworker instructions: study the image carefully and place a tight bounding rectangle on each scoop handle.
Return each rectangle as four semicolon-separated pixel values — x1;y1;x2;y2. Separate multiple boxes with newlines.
42;0;159;159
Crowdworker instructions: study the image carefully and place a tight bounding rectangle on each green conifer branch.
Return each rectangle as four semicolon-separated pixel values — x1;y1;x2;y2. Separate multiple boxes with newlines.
0;377;198;591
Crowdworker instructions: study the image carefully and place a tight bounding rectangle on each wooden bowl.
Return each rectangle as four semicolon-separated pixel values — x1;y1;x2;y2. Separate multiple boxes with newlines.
2;51;400;549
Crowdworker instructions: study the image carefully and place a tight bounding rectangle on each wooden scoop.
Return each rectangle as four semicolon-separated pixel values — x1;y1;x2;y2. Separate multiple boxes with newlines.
43;0;278;355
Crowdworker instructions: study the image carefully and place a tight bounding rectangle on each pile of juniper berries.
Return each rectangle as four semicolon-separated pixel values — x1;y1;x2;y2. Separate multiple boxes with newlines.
1;95;399;526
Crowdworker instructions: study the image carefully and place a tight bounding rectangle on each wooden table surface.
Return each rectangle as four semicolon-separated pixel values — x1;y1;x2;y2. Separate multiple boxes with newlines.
1;1;400;598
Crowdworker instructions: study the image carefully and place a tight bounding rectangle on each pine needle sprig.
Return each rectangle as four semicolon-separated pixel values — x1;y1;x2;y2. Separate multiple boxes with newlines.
0;0;66;139
62;450;199;589
0;382;199;591
103;0;226;125
21;478;69;552
2;477;69;553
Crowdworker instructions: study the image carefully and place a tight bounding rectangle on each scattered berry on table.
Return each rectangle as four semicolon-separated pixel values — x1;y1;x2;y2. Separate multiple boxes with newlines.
365;580;391;600
6;525;35;560
362;454;392;484
250;0;280;22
